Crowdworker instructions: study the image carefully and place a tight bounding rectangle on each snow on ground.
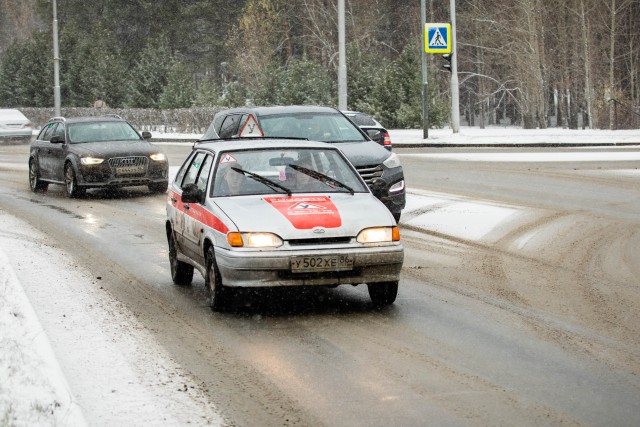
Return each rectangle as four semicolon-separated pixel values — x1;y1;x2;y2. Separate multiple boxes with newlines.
2;127;639;425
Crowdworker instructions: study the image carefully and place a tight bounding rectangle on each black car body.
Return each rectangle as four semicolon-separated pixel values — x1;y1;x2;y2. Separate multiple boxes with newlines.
29;116;169;197
199;106;405;221
342;111;392;151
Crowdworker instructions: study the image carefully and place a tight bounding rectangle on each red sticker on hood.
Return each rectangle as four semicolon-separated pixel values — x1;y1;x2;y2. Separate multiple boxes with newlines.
264;196;342;229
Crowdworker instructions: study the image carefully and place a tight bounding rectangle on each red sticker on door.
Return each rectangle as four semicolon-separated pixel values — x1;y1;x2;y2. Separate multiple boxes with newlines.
264;196;342;229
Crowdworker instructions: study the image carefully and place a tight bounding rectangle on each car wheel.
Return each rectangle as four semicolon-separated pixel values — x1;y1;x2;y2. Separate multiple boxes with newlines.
393;211;401;223
205;246;227;311
168;231;193;285
28;158;48;193
149;181;168;193
64;163;85;198
367;281;398;306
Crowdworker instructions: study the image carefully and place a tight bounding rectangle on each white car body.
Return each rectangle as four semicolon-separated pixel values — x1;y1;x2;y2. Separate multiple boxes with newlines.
165;139;403;310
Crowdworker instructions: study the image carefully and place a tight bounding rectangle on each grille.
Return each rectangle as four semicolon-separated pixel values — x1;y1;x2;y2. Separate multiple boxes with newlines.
288;237;352;246
355;164;383;185
108;156;148;168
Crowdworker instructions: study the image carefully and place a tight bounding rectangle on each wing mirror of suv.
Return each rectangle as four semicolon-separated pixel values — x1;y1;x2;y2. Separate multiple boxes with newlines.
181;183;205;204
370;178;387;198
142;131;152;139
50;135;65;144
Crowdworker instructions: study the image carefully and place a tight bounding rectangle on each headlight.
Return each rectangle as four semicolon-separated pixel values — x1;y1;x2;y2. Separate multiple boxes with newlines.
382;152;402;169
389;180;405;193
227;232;283;248
357;226;400;243
80;157;104;165
150;153;167;162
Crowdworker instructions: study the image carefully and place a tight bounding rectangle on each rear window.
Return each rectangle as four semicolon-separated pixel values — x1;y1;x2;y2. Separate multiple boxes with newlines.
348;113;377;127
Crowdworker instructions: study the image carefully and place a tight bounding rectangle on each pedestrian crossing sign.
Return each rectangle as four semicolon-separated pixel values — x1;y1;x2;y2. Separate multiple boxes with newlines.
425;23;451;53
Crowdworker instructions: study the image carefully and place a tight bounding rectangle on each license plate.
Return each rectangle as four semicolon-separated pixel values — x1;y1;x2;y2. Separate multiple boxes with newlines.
291;255;354;272
116;166;145;175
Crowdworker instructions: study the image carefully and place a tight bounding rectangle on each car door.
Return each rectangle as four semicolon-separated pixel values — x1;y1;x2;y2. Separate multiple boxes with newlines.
48;123;67;181
35;122;56;179
180;152;213;264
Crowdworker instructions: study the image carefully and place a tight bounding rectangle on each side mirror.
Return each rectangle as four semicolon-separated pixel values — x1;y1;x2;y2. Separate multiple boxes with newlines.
370;178;387;198
181;183;204;204
50;135;65;144
142;131;152;139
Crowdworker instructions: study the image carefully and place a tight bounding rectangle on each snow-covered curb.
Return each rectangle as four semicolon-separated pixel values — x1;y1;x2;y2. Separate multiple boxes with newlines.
0;248;86;426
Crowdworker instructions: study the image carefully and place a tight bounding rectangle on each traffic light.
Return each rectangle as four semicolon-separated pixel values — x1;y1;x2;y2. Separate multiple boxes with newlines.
442;53;452;73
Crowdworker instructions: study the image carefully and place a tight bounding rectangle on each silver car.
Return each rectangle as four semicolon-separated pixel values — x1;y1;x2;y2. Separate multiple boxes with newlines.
0;109;33;143
166;139;404;311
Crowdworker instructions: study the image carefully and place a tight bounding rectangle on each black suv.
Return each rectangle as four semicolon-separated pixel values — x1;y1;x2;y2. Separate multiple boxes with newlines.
199;106;405;221
29;116;169;197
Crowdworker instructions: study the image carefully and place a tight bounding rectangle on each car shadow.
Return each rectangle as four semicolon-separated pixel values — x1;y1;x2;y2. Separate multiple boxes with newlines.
215;285;395;317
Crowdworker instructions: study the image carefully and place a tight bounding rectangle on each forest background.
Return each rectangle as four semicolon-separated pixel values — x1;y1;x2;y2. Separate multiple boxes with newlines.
0;0;639;130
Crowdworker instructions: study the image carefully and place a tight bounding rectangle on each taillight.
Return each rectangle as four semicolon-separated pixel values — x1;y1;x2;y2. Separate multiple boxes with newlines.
383;131;391;146
24;122;33;129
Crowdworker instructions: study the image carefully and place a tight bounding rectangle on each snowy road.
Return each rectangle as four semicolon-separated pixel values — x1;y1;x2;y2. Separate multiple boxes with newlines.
2;139;640;426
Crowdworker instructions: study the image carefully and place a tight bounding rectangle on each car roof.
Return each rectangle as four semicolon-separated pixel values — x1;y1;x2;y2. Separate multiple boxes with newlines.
195;138;338;153
50;115;127;124
215;105;341;117
0;109;29;119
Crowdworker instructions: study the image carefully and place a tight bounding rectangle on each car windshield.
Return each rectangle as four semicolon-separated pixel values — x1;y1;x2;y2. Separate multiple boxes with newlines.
211;147;368;197
68;121;141;143
259;112;367;143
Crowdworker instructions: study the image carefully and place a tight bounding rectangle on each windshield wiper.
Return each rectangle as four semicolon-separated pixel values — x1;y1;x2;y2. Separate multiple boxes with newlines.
289;165;355;195
231;167;292;196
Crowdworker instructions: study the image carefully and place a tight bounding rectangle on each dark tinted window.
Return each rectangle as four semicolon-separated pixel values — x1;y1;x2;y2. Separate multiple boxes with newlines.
218;114;242;138
39;122;56;141
348;113;377;126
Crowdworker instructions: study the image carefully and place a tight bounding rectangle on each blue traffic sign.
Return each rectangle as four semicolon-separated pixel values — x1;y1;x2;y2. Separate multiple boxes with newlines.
425;23;451;54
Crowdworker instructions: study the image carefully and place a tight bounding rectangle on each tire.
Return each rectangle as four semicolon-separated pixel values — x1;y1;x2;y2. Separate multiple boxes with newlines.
149;181;168;193
28;158;48;193
205;246;227;311
64;163;85;198
367;281;398;306
168;232;193;286
392;211;401;223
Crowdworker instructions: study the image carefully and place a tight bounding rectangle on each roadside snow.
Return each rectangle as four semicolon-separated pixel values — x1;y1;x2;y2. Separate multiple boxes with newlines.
0;212;224;426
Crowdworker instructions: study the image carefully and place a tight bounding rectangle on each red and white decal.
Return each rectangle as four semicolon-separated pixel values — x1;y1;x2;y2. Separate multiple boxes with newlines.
239;114;264;137
220;153;238;164
264;196;342;229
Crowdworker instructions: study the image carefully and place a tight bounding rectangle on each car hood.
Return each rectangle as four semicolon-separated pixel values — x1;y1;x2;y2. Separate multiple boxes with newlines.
213;193;394;238
331;140;390;165
71;140;161;157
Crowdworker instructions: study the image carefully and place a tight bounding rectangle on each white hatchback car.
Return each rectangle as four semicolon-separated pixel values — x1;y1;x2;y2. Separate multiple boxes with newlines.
0;109;33;143
166;139;404;311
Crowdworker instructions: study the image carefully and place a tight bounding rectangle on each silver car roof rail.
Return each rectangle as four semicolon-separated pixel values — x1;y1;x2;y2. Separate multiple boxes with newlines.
49;116;66;122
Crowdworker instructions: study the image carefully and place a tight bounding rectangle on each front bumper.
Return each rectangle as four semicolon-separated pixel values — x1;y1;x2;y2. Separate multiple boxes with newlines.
215;244;404;287
77;162;168;188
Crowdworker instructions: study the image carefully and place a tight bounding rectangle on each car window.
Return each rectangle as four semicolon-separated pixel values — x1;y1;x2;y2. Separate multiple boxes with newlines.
211;147;368;197
259;112;366;143
39;122;58;141
52;123;65;140
182;152;207;187
67;121;141;143
218;114;242;138
196;154;213;193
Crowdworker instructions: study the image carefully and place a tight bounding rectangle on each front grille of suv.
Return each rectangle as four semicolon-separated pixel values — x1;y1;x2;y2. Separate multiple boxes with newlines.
355;164;384;185
108;156;149;169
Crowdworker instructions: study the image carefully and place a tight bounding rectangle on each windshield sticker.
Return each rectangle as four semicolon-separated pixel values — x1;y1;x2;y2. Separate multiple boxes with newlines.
264;196;341;229
220;154;238;164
